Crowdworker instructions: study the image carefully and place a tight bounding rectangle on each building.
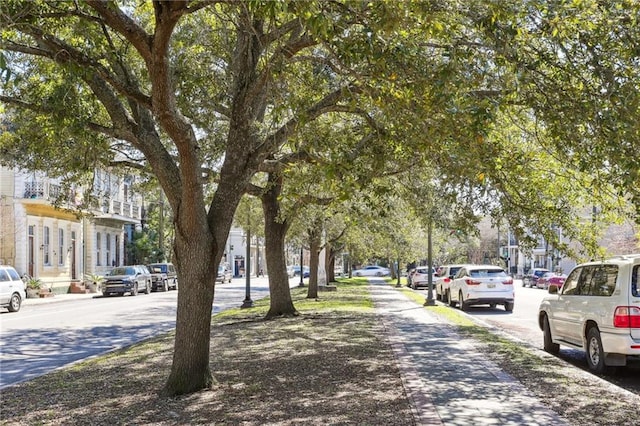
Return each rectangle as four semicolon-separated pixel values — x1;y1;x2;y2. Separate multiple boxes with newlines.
0;166;142;293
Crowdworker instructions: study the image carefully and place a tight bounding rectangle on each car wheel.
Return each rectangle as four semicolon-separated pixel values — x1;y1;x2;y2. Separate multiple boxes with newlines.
355;272;361;277
586;327;608;374
8;292;22;312
376;272;382;277
131;283;138;296
543;315;559;354
103;291;110;297
489;303;496;309
504;301;514;312
459;292;469;311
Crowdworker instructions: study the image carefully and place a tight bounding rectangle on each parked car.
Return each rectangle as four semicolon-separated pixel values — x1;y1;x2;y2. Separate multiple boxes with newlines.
448;265;514;312
535;272;567;290
523;268;550;288
102;265;152;296
538;255;640;373
216;264;232;283
411;266;435;290
435;264;468;303
286;265;296;278
353;265;391;277
148;264;168;292
148;262;178;291
0;265;26;312
291;266;310;278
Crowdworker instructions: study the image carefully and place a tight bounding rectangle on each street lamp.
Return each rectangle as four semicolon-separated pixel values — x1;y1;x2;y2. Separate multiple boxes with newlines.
298;246;305;287
424;219;435;306
241;210;253;308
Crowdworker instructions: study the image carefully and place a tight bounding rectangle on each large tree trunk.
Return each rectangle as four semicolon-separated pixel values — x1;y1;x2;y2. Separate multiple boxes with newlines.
262;173;297;318
163;213;217;395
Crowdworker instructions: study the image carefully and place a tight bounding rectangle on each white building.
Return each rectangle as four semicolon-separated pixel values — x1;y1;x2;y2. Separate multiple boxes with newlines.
0;166;142;293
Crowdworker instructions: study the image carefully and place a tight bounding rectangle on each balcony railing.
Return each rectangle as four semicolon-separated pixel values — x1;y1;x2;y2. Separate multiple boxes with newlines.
23;181;141;220
98;199;141;220
23;181;62;200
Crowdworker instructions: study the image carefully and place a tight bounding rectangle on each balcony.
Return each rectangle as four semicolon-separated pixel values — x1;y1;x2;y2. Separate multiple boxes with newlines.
23;181;62;200
96;198;142;221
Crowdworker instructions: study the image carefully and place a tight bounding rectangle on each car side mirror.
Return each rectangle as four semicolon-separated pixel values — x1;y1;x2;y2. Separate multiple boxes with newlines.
548;284;559;294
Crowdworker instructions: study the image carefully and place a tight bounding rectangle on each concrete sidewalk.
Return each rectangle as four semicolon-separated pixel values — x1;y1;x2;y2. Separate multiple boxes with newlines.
370;281;568;426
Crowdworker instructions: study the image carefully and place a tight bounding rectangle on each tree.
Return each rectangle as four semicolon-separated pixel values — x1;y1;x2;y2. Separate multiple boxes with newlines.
4;1;639;397
2;1;466;395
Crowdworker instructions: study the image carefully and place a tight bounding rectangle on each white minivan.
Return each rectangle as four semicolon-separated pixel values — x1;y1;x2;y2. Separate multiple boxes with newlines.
0;265;26;313
538;254;640;373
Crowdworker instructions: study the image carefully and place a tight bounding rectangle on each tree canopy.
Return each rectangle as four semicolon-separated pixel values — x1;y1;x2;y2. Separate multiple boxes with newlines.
2;0;640;396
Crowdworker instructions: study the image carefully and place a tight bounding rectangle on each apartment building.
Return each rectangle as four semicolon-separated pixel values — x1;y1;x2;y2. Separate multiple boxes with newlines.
0;166;142;293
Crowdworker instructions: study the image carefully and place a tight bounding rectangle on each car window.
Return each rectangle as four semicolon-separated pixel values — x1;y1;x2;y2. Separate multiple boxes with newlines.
469;269;506;278
587;265;617;296
633;266;640;297
151;264;168;273
7;268;20;281
0;269;9;281
449;267;462;277
562;268;581;295
575;266;596;295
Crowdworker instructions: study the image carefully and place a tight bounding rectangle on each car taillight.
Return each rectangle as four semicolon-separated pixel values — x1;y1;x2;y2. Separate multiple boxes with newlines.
613;306;640;328
465;279;481;285
502;278;513;285
444;278;451;283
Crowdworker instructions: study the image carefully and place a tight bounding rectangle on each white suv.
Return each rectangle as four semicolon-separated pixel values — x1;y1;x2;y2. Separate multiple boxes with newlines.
0;265;26;313
410;266;435;290
448;264;514;312
538;255;640;373
435;264;468;303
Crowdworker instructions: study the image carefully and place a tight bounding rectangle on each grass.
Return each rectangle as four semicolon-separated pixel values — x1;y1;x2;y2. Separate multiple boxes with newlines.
0;279;414;426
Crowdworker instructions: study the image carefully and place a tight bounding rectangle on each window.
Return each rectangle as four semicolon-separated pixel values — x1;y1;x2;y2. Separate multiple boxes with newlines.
565;265;617;297
96;232;101;266
106;233;111;267
43;226;50;266
470;268;507;278
588;265;617;296
562;268;581;295
58;228;64;266
633;266;640;297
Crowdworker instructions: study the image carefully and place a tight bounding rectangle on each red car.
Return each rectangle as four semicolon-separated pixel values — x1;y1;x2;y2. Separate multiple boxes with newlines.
535;272;567;290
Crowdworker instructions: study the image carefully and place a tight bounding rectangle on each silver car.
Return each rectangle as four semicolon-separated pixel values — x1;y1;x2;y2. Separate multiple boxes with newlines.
0;265;26;312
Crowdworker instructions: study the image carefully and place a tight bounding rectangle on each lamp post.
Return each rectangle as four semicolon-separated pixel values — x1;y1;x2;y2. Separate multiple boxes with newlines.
298;246;305;287
241;210;253;308
424;219;435;306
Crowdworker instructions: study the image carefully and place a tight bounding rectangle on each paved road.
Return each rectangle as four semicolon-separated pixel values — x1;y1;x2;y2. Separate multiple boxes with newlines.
0;277;282;389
